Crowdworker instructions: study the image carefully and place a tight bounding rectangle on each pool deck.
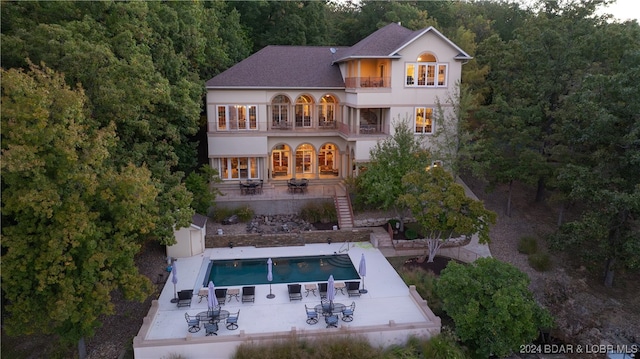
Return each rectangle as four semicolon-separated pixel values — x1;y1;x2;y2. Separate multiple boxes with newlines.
134;242;441;358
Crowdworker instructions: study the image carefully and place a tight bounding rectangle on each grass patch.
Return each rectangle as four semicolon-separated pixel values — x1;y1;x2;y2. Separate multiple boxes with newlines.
299;201;337;223
211;206;255;222
517;236;538;254
398;267;443;316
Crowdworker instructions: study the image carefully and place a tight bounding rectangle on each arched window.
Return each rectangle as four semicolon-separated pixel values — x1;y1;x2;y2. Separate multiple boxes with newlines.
295;95;314;128
405;52;447;87
319;143;339;177
271;95;291;128
318;95;337;128
295;143;315;174
272;144;291;178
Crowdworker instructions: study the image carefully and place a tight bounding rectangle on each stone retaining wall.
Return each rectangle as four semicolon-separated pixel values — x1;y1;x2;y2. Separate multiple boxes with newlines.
205;229;373;248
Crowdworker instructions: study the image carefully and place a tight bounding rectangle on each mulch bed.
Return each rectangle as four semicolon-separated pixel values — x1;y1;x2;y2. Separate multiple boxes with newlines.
402;256;461;275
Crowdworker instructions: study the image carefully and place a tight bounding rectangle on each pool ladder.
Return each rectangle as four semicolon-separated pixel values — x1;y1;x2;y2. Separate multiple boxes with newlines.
337;241;350;253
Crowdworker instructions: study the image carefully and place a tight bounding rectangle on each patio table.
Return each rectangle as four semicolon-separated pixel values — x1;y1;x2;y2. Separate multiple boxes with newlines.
197;310;229;324
314;302;346;317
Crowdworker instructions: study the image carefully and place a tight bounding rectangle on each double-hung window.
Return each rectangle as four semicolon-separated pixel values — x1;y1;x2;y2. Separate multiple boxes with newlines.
415;107;434;134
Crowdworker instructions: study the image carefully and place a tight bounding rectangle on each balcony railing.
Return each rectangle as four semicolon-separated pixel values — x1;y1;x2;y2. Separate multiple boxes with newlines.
345;76;390;89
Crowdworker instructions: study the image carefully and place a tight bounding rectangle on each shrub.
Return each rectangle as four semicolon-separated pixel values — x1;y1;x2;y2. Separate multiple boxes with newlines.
517;236;538;254
405;228;418;240
212;207;234;222
299;202;337;223
420;332;468;359
399;267;443;315
528;252;552;271
235;206;254;222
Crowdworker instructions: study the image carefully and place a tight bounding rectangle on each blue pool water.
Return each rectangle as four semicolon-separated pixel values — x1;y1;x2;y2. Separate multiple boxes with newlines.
204;254;359;287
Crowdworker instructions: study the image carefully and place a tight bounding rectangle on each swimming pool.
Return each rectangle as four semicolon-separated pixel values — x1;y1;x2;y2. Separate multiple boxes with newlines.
204;254;360;287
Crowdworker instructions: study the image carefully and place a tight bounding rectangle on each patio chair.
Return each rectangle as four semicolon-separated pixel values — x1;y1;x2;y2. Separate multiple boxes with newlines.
320;299;333;316
342;301;356;322
177;289;194;307
226;310;240;330
346;281;361;297
288;284;303;301
208;305;221;322
305;305;318;325
325;314;339;328
241;286;255;303
185;313;200;333
318;282;328;298
204;322;218;336
215;288;227;305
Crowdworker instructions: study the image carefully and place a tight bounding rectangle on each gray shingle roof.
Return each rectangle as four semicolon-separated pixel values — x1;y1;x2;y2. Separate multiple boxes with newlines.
334;22;419;60
192;213;208;229
205;46;347;88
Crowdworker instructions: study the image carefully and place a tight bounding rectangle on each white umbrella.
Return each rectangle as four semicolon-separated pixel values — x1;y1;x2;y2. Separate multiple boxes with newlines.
267;258;275;299
358;253;368;293
327;275;335;304
170;260;178;303
208;281;218;310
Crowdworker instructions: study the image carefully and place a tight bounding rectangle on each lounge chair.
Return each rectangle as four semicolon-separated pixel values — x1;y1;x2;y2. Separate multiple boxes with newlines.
288;284;303;301
177;289;194;307
346;281;361;297
226;310;240;330
318;283;327;298
305;305;318;325
204;322;218;336
241;286;255;303
342;301;356;322
215;288;227;305
325;314;339;328
184;313;200;333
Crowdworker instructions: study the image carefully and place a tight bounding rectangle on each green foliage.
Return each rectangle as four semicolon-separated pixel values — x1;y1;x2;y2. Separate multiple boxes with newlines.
517;236;538;255
399;268;443;316
358;118;432;220
405;228;418;240
388;219;400;230
528;252;552;272
299;201;337;223
235;206;255;222
399;167;497;244
212;207;235;223
436;258;553;358
184;165;222;216
1;64;155;343
233;335;383;359
420;332;469;359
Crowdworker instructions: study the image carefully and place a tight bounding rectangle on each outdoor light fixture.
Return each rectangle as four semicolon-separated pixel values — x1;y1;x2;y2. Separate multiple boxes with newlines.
327;238;332;245
228;241;234;248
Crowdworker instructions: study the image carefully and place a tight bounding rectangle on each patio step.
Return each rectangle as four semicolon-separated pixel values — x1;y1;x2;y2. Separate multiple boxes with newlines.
334;195;354;229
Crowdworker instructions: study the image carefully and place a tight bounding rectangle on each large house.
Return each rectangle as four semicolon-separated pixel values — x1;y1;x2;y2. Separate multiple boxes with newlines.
206;22;471;197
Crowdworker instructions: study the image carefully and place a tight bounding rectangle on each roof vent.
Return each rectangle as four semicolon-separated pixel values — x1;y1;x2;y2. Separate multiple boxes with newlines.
330;48;336;54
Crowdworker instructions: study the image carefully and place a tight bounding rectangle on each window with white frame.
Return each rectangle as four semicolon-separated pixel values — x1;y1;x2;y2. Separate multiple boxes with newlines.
217;105;257;130
415;107;434;134
405;52;448;87
218;157;259;180
271;95;290;127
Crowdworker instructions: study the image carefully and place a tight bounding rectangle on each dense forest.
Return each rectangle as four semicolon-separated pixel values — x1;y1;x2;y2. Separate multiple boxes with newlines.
2;0;638;352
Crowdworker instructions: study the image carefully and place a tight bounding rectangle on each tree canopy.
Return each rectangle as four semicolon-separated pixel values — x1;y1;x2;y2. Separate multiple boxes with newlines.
1;64;156;343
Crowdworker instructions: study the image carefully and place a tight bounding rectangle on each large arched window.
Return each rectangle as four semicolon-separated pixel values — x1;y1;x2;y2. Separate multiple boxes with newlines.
271;144;291;178
271;95;291;128
405;51;447;87
318;143;339;177
318;94;337;128
295;143;315;174
295;95;314;128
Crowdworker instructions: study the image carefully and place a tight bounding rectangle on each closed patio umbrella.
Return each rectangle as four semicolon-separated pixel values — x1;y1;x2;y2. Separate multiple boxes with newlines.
359;253;368;293
208;281;218;310
170;260;178;303
327;275;335;305
267;258;275;299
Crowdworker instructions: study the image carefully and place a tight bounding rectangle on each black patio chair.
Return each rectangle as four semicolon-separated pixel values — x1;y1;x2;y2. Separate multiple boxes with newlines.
226;310;240;330
318;282;328;299
288;284;303;301
342;301;356;322
215;288;227;306
204;322;218;336
177;289;193;307
241;286;255;303
346;281;361;297
305;305;318;325
185;312;200;333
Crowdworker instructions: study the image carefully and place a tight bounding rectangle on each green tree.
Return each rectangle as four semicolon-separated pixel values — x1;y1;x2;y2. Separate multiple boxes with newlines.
398;167;496;262
436;258;553;358
358;118;432;229
1;64;156;346
185;165;223;216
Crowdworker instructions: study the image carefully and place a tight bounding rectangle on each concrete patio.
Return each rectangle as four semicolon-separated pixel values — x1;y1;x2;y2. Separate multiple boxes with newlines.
133;241;441;358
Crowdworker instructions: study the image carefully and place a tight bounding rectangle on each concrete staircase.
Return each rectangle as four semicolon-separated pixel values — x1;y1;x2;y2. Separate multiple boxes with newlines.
334;195;354;229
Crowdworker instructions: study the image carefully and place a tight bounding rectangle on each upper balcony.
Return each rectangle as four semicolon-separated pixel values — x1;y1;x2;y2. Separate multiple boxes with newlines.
345;76;390;89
